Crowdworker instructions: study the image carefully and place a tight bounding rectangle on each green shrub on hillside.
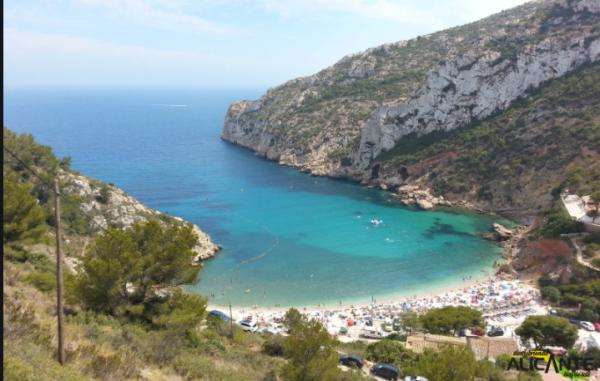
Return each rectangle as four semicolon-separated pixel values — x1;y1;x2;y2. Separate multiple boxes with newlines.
58;193;93;235
585;233;600;245
74;220;204;325
365;339;416;368
416;345;478;381
3;171;48;244
536;200;584;238
541;286;561;303
584;243;599;258
278;308;342;381
24;271;55;293
515;315;578;349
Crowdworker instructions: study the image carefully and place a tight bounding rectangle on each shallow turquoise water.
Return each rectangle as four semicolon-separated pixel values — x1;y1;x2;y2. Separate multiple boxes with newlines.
4;88;504;307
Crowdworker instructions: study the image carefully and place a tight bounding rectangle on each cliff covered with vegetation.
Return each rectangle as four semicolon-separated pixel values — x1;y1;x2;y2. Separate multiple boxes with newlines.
223;0;600;220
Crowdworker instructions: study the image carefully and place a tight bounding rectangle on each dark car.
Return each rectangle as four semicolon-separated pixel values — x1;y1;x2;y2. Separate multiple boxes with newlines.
339;354;364;369
208;310;231;322
569;318;581;326
487;328;504;337
370;363;399;380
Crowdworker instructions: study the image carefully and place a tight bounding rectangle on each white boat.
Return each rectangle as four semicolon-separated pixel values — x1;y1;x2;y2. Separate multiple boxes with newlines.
370;219;383;226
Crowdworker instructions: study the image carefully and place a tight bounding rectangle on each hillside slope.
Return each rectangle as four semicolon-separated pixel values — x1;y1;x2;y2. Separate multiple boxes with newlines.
377;63;600;220
3;128;220;263
222;0;600;218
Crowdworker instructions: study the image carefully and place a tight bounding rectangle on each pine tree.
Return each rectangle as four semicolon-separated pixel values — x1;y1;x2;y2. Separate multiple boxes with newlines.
3;170;48;244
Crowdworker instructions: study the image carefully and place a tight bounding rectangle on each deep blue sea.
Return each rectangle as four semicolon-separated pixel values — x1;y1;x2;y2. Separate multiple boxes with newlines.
4;88;505;307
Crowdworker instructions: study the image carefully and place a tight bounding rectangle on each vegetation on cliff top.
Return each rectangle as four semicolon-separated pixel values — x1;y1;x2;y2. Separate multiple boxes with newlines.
226;0;599;175
375;63;600;217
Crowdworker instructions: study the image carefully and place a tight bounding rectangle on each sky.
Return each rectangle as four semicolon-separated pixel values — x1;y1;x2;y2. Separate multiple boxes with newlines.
4;0;530;89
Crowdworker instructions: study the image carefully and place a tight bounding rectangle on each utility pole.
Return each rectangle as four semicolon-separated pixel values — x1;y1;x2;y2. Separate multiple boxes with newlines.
229;302;234;338
54;179;65;365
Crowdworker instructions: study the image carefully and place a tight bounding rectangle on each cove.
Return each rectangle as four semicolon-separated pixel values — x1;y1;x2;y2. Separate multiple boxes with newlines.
3;88;505;308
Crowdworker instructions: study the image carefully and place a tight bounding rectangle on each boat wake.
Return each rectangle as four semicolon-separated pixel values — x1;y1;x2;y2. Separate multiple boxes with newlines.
151;103;188;107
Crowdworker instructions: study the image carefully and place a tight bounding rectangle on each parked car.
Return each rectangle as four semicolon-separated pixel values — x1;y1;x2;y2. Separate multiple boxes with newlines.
404;377;428;381
339;354;364;369
370;363;399;380
259;326;282;335
594;322;600;332
580;321;595;331
569;318;581;326
239;319;258;333
487;327;504;337
382;323;393;333
208;310;230;322
471;328;485;336
392;319;402;331
360;328;385;339
549;309;559;316
543;346;567;356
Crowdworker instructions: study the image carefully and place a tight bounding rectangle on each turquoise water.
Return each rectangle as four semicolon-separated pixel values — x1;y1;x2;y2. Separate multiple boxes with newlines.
3;88;504;307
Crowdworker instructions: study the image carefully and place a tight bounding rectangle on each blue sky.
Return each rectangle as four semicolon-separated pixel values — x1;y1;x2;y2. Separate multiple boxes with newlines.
4;0;528;88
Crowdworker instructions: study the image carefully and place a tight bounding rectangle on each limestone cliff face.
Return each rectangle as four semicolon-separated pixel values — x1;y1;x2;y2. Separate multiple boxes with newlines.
60;171;220;262
222;0;600;215
354;33;600;176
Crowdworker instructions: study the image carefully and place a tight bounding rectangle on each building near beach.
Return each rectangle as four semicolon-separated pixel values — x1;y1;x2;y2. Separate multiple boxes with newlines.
561;193;600;233
406;333;518;360
467;336;518;360
406;333;467;353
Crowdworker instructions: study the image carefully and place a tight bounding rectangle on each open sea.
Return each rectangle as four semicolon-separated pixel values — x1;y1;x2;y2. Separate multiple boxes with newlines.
3;88;506;307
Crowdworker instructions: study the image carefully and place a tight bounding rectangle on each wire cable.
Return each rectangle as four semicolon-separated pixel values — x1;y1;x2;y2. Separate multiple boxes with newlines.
3;145;57;193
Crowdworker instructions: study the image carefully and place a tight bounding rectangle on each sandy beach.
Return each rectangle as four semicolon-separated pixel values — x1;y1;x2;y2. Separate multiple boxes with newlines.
208;273;545;341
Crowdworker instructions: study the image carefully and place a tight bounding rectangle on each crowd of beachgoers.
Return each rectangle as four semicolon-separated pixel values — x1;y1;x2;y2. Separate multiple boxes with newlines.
211;275;546;340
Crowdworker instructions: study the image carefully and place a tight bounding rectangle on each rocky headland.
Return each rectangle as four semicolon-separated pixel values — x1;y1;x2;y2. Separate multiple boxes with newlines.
60;171;221;263
222;0;600;221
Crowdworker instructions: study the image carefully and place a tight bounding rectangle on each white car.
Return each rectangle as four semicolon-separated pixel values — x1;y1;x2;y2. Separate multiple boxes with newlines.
580;321;595;331
359;328;385;339
239;320;258;333
260;326;282;335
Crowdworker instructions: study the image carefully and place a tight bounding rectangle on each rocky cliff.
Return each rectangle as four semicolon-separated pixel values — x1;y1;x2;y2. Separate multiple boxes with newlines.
222;0;600;218
60;171;221;262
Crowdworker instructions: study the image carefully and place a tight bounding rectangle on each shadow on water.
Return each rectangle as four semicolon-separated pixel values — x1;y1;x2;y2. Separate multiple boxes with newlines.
220;141;412;209
422;221;476;240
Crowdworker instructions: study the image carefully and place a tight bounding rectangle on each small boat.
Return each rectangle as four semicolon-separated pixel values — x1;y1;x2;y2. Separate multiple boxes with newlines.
370;219;383;226
245;288;251;293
